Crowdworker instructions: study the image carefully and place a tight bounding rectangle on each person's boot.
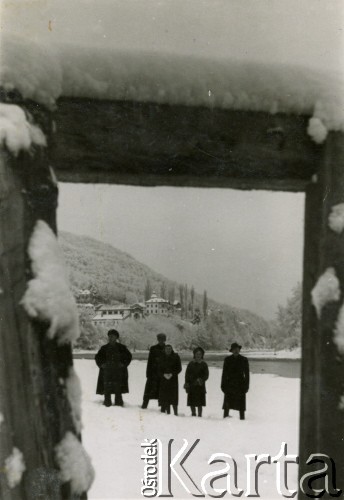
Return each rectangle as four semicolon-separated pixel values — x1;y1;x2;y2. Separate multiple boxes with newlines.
240;411;245;420
166;405;171;415
223;409;229;418
191;406;196;417
197;406;202;417
141;397;149;409
173;405;178;416
104;394;112;407
160;405;166;413
114;393;124;407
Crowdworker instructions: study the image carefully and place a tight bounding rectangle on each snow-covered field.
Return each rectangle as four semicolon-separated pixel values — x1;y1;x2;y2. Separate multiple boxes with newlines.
76;359;300;499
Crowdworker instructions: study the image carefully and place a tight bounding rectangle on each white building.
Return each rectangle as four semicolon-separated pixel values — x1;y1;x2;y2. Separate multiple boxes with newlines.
76;289;92;303
91;303;145;326
145;292;169;315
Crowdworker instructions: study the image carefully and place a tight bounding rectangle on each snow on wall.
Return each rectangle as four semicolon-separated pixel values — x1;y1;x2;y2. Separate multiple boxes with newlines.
334;303;344;356
1;28;343;143
66;367;83;434
5;448;26;489
55;432;95;495
307;117;329;144
339;395;344;410
21;220;80;344
311;267;341;318
328;204;344;234
0;412;4;428
0;103;46;156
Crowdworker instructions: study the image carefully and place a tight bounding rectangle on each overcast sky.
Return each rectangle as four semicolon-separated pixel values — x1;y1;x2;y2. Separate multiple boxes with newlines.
4;1;343;74
58;184;304;320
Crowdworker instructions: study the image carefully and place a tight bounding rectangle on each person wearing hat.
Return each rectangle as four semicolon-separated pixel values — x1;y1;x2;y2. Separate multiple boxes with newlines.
184;347;209;417
158;344;182;415
95;329;132;407
141;333;167;409
221;342;250;420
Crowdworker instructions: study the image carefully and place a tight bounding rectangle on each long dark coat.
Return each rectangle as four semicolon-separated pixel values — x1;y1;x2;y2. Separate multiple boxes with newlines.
95;342;132;395
185;360;209;407
158;351;182;406
143;343;165;399
221;354;250;411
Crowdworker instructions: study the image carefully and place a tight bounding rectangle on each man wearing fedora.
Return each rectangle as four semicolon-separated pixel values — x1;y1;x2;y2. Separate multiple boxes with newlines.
221;342;250;420
95;329;132;407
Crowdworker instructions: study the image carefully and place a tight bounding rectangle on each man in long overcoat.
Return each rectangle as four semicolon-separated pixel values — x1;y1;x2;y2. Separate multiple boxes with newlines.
141;333;166;409
221;342;249;420
158;344;182;415
95;329;132;407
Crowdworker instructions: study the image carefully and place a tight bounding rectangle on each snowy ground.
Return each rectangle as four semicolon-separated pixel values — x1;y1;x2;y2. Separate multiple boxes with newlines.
74;348;301;360
76;359;300;499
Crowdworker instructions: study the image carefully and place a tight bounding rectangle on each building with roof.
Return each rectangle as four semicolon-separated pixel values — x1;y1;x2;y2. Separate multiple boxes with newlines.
76;289;92;303
91;303;145;327
145;291;169;316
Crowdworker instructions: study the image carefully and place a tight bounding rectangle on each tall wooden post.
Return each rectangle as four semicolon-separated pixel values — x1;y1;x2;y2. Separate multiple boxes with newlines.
0;95;87;499
299;131;344;497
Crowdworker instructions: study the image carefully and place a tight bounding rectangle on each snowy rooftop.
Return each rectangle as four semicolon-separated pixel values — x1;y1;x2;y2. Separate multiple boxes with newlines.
98;304;131;312
1;1;344;140
92;313;129;321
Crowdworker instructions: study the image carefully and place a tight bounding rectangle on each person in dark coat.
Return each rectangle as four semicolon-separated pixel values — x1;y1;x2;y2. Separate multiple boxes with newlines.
184;347;209;417
221;342;249;420
141;333;166;409
95;329;132;407
158;344;182;415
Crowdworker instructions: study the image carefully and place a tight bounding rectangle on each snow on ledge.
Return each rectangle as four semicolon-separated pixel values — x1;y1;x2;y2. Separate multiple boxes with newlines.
55;432;95;495
21;220;80;344
0;103;46;156
334;303;344;356
66;367;83;434
311;268;341;318
328;204;344;234
5;448;26;489
1;33;344;143
339;395;344;411
0;412;4;428
307;117;328;144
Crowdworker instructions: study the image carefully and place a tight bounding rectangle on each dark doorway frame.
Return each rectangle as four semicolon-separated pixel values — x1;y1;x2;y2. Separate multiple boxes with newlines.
0;94;343;498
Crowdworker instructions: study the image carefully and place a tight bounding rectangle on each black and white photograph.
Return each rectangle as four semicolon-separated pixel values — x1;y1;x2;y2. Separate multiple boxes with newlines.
0;1;343;499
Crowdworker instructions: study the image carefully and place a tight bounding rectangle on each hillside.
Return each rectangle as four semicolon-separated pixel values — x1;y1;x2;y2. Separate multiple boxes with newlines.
59;231;169;304
59;231;272;348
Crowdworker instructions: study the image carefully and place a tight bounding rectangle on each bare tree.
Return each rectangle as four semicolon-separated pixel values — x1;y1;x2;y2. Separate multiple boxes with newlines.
160;281;167;299
178;284;184;318
144;279;152;301
184;284;188;319
203;290;208;318
168;285;175;305
190;285;195;319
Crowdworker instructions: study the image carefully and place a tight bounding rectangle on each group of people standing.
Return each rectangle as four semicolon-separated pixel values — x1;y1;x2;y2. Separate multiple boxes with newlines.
95;330;250;420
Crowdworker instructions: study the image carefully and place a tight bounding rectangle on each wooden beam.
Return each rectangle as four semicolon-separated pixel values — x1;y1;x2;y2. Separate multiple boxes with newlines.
299;131;344;497
52;98;322;191
0;101;87;499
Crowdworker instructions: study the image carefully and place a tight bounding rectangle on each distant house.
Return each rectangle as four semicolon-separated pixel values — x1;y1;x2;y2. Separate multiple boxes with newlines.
91;303;145;326
77;302;96;319
76;289;92;303
173;300;182;314
130;303;146;319
145;291;169;315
